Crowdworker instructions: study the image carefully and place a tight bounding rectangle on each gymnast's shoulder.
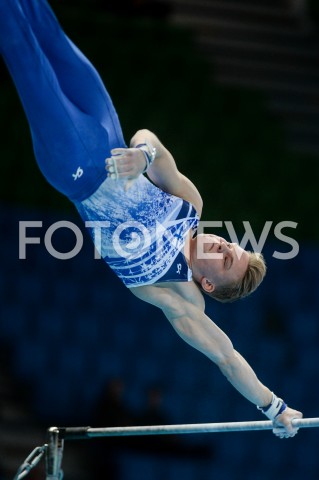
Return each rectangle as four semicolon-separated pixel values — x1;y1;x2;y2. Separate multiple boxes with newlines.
130;280;205;313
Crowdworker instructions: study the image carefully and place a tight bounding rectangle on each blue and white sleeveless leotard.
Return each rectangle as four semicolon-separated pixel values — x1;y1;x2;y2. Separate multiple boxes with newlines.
76;175;199;288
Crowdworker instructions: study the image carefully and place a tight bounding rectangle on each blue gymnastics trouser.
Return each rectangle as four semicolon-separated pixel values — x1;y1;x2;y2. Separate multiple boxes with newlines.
0;0;126;202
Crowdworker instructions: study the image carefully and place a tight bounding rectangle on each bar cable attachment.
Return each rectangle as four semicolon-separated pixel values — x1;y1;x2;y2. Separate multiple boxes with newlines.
13;445;47;480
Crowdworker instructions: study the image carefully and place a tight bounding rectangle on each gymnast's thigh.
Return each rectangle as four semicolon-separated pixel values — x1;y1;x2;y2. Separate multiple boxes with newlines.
31;104;116;202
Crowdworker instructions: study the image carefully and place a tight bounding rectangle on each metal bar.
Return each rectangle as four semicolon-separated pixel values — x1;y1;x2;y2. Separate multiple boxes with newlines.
59;418;319;440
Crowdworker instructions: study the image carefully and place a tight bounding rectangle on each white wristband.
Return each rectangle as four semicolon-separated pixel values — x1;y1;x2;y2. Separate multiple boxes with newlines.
257;393;287;421
135;140;156;173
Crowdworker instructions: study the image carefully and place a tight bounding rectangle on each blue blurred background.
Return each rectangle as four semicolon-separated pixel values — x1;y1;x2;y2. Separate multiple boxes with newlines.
1;0;319;479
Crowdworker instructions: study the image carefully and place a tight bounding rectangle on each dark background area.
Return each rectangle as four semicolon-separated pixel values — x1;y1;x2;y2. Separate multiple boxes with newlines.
1;1;319;479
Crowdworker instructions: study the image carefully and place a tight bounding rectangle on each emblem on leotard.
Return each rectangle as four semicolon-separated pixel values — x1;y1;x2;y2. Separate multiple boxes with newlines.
72;167;84;181
176;263;182;275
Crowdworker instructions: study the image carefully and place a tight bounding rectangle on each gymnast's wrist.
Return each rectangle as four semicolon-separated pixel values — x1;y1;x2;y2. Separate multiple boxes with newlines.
135;141;157;173
257;392;287;421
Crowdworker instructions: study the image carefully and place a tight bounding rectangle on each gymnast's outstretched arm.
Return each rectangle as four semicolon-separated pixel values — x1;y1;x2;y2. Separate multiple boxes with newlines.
132;282;303;439
164;295;303;438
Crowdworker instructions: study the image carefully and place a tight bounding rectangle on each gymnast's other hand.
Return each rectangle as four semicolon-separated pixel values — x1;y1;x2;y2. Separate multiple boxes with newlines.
272;407;303;439
105;147;147;182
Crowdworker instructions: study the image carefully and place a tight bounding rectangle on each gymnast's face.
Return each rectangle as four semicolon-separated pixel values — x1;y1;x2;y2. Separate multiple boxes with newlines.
191;234;249;292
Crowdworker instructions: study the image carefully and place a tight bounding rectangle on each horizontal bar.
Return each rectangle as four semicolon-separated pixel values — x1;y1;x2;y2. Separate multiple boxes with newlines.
58;418;319;440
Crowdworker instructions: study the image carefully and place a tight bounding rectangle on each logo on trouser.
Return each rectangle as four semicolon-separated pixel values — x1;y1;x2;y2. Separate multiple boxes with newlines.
72;167;84;181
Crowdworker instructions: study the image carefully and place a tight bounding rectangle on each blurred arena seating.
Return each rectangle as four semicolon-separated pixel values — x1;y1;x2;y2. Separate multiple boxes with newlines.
159;0;319;155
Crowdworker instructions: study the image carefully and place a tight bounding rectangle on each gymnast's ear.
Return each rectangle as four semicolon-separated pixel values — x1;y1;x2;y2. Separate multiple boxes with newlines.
201;277;215;293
